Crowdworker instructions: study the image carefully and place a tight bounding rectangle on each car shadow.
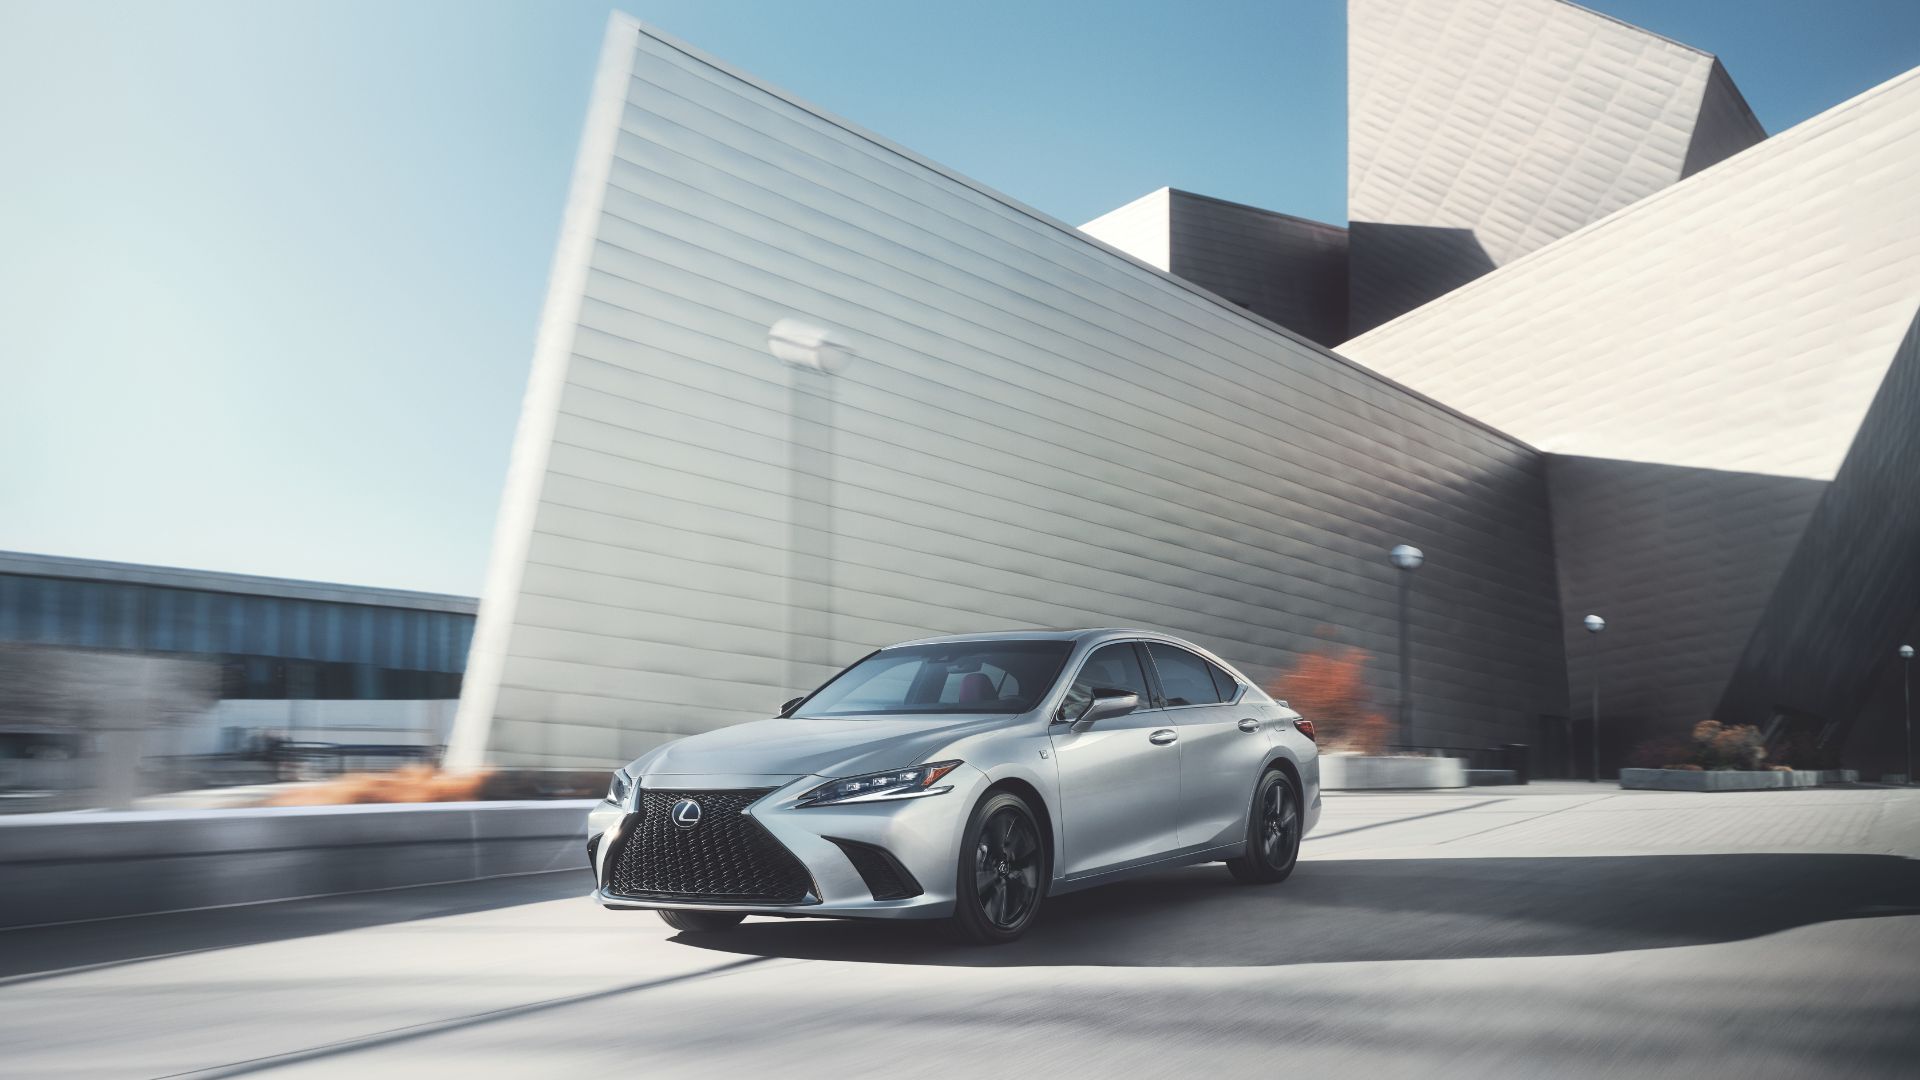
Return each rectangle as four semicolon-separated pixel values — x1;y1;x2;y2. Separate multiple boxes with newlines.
0;870;589;982
674;853;1920;967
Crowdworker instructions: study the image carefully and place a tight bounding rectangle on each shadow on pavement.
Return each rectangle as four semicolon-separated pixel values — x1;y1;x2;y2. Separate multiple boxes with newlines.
0;871;590;982
678;853;1920;967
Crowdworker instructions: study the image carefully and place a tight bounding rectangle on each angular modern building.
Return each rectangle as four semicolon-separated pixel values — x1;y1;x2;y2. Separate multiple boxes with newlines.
450;4;1920;778
1342;64;1920;772
1346;0;1765;334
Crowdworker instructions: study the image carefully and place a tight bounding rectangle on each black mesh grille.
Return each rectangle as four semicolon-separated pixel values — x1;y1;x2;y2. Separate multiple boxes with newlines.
608;788;814;905
827;837;923;901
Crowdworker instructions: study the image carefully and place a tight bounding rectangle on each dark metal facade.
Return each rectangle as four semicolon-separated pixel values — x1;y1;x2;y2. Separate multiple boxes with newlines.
1717;309;1920;752
1545;457;1827;773
1164;191;1349;348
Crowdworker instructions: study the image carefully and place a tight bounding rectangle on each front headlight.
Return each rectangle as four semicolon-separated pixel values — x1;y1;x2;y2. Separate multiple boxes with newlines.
606;767;634;807
796;760;962;807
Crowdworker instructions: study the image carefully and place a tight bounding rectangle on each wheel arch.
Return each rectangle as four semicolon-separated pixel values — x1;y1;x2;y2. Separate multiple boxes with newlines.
981;776;1055;887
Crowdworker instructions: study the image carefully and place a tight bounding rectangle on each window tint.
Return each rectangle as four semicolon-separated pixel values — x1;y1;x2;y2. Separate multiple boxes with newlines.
1059;642;1153;720
1207;661;1240;703
1147;643;1226;706
799;640;1073;717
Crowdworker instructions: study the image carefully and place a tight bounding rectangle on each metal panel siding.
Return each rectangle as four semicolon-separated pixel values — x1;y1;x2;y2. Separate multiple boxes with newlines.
1343;68;1920;482
1346;0;1759;333
1166;191;1348;347
1716;309;1920;735
1546;455;1827;761
454;20;1568;768
1680;60;1766;179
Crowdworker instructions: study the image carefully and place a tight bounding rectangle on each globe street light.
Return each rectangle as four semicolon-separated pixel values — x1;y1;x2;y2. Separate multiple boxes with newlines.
1902;644;1914;786
767;318;857;696
1584;614;1606;782
1389;544;1424;750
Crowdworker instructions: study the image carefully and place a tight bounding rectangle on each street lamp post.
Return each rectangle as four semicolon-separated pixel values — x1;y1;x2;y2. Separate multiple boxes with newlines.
1901;644;1914;786
767;318;856;696
1389;544;1424;751
1584;614;1606;782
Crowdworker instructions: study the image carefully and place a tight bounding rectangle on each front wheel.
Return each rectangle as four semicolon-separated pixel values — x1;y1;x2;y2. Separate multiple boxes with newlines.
658;909;745;934
1226;770;1301;884
947;791;1046;944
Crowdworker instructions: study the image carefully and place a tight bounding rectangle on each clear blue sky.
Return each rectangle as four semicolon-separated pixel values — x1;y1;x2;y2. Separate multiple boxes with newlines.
2;0;1915;596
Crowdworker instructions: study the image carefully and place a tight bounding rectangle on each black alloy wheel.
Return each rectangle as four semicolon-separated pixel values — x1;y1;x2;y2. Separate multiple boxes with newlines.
949;791;1045;944
658;909;746;934
1226;769;1301;884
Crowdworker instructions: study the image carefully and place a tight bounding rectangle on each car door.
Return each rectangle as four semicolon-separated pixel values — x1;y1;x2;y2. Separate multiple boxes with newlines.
1145;642;1267;851
1048;640;1182;877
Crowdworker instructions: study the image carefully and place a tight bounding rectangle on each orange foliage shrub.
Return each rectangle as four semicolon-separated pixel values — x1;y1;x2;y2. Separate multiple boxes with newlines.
264;766;495;806
1269;646;1391;755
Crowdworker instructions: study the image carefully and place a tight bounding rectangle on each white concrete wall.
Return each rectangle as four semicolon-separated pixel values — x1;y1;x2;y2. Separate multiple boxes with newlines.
1343;68;1920;480
1078;187;1171;271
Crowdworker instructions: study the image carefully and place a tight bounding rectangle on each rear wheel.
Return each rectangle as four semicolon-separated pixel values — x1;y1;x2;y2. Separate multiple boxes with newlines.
947;791;1045;944
657;909;745;934
1226;770;1301;884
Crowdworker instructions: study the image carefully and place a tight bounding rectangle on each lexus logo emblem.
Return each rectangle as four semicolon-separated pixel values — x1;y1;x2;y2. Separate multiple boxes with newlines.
671;798;703;829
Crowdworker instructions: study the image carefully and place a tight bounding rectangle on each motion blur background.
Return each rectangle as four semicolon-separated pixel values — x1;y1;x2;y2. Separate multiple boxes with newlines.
3;0;1919;810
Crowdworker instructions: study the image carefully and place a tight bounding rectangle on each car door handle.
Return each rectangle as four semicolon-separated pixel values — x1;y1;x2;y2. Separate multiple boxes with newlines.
1148;729;1178;746
1237;718;1261;733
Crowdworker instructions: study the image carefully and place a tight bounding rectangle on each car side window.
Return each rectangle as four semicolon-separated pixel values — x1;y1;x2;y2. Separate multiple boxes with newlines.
1146;643;1226;707
1207;660;1241;703
1059;642;1153;719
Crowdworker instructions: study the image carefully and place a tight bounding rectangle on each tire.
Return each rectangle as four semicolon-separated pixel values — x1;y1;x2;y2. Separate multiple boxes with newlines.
1226;769;1302;884
947;791;1046;944
657;909;746;934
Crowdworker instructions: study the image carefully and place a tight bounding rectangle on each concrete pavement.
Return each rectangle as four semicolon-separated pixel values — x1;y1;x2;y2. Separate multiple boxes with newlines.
4;782;1917;1078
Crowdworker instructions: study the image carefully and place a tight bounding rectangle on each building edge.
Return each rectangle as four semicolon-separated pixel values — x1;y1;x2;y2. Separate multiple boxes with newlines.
445;13;643;769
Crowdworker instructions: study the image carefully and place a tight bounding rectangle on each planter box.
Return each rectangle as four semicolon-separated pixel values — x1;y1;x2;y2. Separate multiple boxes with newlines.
1321;754;1467;790
1619;768;1854;792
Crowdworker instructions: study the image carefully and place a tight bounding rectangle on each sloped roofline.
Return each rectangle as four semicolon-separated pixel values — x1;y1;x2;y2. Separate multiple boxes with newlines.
609;14;1540;455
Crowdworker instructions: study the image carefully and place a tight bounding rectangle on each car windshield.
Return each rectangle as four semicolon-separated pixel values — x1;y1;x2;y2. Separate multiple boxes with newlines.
795;640;1074;718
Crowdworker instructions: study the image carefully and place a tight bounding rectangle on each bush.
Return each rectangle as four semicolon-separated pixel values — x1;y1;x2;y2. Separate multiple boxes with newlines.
1696;721;1767;770
266;765;494;806
1267;645;1391;755
1630;721;1767;772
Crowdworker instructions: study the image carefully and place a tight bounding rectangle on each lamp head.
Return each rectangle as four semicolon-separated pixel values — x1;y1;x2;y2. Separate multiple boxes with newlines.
1389;544;1424;571
1902;644;1915;660
1583;614;1606;634
767;318;855;374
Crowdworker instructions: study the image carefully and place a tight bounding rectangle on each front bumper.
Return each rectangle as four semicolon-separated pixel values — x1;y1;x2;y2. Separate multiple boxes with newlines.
589;767;986;920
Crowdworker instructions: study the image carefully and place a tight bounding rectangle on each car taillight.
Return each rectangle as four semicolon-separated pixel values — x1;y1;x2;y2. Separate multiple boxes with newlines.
1294;719;1316;741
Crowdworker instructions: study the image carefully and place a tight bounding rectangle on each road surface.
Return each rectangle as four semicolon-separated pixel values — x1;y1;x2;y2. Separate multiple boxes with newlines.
4;782;1918;1078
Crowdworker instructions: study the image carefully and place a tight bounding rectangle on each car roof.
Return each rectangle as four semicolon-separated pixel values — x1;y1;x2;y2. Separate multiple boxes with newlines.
885;627;1173;648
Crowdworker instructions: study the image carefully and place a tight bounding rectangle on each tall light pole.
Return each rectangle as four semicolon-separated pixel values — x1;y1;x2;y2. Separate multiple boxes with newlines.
768;318;856;696
1389;544;1424;750
1901;644;1914;786
1584;614;1606;782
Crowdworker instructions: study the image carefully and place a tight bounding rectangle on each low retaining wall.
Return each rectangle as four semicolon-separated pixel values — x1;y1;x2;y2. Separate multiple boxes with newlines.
1618;769;1860;792
0;800;595;929
1320;755;1467;790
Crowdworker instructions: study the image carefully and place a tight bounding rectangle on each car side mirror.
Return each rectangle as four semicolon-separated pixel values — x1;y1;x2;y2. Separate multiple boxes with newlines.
778;696;805;717
1070;688;1139;726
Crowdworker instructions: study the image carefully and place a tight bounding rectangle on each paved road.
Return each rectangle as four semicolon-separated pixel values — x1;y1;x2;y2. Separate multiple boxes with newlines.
5;783;1918;1079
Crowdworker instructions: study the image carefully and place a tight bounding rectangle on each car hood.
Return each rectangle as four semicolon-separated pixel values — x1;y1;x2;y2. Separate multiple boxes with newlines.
633;713;1019;779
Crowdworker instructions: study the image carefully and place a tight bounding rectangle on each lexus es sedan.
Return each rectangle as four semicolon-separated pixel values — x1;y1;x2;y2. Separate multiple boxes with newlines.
587;628;1320;944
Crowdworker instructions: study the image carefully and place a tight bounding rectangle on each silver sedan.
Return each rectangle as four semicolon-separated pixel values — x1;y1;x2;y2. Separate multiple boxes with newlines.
588;628;1320;944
